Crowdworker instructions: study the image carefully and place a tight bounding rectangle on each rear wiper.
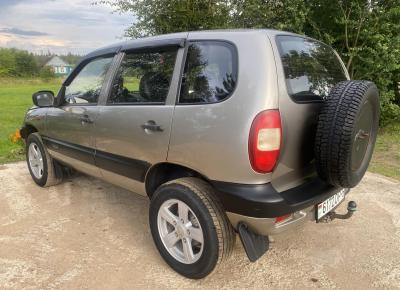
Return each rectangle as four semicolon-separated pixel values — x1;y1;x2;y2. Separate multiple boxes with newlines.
290;91;324;102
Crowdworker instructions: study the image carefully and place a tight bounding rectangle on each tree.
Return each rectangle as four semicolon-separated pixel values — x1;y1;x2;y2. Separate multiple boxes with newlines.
230;0;308;33
39;66;55;81
0;48;39;77
98;0;400;124
14;50;38;77
61;52;82;66
303;0;400;123
0;48;17;76
97;0;232;38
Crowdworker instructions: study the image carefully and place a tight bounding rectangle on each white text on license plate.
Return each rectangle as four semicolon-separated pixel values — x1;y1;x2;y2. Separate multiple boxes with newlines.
317;189;346;220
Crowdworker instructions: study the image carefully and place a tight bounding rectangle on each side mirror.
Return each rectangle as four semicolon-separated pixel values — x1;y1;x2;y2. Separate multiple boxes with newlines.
32;91;54;107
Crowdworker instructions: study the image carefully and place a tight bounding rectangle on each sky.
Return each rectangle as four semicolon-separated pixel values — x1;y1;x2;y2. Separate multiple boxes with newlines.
0;0;132;55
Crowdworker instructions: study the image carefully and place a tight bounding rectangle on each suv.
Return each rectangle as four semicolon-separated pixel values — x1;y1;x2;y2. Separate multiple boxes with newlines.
21;29;379;279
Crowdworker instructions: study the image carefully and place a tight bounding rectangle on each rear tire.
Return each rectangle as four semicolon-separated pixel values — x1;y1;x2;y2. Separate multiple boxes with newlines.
26;133;63;187
149;177;235;279
315;80;379;188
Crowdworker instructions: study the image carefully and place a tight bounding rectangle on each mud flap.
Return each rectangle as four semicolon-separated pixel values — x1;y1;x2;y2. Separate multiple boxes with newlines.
238;222;269;262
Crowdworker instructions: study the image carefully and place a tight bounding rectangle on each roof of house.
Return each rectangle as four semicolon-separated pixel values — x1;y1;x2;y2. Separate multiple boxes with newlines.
45;56;71;67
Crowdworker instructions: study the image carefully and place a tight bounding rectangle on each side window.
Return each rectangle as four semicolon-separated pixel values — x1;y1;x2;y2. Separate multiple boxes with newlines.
64;56;113;104
179;41;237;104
108;49;178;104
276;36;347;102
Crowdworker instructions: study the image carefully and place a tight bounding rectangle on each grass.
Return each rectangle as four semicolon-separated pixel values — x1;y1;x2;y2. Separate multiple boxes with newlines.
0;78;399;181
124;76;140;91
0;78;62;163
369;122;400;180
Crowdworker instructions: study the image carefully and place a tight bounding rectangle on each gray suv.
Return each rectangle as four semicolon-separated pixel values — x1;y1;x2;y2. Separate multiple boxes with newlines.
21;29;379;279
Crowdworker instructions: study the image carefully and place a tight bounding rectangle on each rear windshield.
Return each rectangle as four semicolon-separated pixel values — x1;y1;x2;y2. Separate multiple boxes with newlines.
276;35;347;102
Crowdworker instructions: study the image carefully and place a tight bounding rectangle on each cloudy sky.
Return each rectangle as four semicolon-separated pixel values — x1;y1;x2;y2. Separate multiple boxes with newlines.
0;0;132;55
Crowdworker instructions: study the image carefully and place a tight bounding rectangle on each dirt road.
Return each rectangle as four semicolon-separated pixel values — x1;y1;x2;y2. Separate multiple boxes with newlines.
0;162;399;289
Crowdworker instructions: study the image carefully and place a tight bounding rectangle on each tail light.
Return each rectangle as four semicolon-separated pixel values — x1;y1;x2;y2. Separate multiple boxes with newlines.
248;110;282;173
274;214;292;224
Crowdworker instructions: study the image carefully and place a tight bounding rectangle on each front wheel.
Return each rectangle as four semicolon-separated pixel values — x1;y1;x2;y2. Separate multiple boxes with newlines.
149;177;235;279
26;133;63;187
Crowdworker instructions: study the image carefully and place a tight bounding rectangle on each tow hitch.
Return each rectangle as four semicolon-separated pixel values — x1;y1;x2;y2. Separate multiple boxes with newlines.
321;201;357;222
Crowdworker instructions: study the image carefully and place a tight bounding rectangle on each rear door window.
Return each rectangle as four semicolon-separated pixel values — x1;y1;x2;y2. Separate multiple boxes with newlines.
179;41;237;104
108;49;177;104
276;35;347;102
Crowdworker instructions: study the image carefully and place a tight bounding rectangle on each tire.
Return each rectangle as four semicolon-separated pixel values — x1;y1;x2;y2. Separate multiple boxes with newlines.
315;80;379;188
149;177;235;279
26;133;63;187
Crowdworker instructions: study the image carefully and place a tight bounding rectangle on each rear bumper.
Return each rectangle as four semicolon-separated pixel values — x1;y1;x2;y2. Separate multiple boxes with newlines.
226;205;316;236
212;176;346;218
211;177;350;235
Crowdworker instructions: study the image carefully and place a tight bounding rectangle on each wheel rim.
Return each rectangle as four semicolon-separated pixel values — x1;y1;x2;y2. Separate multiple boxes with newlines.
28;142;44;179
157;199;204;264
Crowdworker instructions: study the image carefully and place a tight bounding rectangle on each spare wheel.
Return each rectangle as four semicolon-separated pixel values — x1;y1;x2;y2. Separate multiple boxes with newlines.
315;80;379;188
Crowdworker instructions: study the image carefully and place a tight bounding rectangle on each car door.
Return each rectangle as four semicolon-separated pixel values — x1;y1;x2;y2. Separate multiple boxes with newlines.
45;55;115;178
94;41;185;195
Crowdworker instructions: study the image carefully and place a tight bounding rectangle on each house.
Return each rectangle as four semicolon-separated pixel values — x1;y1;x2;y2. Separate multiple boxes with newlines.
45;56;73;76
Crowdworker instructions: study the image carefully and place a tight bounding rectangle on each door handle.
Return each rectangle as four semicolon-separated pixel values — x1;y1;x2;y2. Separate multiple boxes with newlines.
141;120;163;132
79;115;93;124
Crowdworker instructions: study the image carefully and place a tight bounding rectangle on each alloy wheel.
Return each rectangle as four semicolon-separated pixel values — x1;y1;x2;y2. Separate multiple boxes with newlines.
157;199;204;264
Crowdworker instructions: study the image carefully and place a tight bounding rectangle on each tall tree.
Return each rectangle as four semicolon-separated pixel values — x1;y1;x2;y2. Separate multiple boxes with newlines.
230;0;308;33
14;50;38;77
0;48;16;76
98;0;400;123
303;0;400;123
97;0;232;38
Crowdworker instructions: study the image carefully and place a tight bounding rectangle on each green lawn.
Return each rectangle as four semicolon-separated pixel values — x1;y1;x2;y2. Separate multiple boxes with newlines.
0;78;62;163
0;78;399;181
369;122;400;180
124;76;140;91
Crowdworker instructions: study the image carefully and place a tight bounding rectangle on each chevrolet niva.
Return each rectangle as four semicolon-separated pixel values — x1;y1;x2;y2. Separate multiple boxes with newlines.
21;29;379;279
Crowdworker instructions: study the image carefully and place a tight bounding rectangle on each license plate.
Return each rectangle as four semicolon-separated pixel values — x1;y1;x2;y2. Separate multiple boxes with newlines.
316;189;346;220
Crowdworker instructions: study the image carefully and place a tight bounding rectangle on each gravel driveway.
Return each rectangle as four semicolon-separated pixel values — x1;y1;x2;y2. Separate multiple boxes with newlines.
0;162;399;289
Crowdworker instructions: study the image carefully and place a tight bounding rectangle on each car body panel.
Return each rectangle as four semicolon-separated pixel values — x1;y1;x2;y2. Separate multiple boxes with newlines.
21;29;352;234
167;30;279;184
45;105;102;178
268;33;350;192
93;46;186;196
24;107;47;133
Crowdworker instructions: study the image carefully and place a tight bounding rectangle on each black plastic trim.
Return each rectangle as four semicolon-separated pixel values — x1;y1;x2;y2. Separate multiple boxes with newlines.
106;102;166;106
122;38;186;52
211;177;345;218
238;222;269;262
20;125;28;139
42;136;95;165
95;150;151;182
42;137;151;182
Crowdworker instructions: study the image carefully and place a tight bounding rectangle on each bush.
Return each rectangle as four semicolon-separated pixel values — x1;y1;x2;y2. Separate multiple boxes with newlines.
380;91;400;126
0;48;38;77
0;48;17;77
39;66;55;81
